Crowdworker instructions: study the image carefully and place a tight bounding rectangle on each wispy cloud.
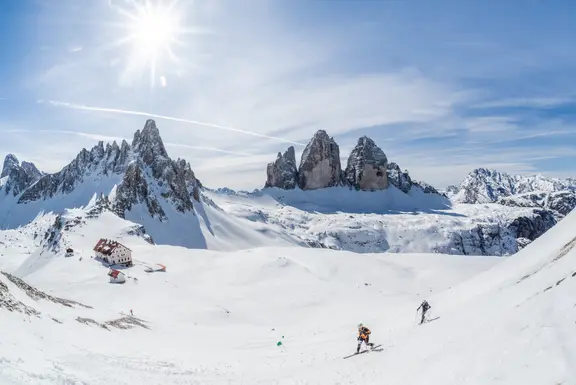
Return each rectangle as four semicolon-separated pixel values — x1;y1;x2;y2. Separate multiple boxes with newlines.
41;100;307;146
472;97;576;109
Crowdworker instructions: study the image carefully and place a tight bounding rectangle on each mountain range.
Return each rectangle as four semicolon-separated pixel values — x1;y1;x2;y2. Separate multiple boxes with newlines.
1;120;575;256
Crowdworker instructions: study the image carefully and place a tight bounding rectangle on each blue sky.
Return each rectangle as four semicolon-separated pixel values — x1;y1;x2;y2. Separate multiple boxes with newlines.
1;0;575;189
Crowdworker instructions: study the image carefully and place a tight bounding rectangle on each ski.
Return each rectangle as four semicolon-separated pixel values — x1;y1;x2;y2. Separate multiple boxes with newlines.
343;350;368;359
343;344;383;359
419;316;441;325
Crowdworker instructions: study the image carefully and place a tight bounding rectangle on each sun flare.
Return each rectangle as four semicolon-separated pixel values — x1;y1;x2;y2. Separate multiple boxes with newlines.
129;3;179;56
113;0;187;88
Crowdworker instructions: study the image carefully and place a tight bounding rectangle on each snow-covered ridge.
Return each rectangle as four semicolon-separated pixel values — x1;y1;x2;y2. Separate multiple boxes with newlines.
452;168;576;204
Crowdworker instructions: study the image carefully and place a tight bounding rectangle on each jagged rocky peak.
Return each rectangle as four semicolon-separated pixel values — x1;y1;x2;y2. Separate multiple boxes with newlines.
454;168;576;204
298;130;343;190
265;146;298;189
1;154;44;196
20;161;43;181
1;154;20;178
120;120;194;212
132;119;168;167
386;162;412;194
344;136;388;191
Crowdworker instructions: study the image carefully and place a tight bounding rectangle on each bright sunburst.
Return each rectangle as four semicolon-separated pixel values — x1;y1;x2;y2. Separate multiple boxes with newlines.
112;0;188;88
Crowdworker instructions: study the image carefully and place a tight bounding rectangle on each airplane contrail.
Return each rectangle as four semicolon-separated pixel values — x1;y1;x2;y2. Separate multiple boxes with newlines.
43;100;306;146
1;128;256;157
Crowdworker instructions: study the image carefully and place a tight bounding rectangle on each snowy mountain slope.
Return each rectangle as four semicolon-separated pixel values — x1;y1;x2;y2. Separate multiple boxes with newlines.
453;167;576;204
0;200;574;383
344;207;576;384
0;206;501;385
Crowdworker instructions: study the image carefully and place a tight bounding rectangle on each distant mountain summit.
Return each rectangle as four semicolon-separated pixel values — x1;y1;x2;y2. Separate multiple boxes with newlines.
452;168;576;204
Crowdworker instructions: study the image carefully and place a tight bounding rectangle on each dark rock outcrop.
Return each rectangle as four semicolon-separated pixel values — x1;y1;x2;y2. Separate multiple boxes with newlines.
344;136;388;191
507;209;557;243
176;158;202;202
386;162;412;194
298;130;343;190
1;154;44;197
499;190;576;219
114;163;167;220
265;146;298;189
1;154;20;179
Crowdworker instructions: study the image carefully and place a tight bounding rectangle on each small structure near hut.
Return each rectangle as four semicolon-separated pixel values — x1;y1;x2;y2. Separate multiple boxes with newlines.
108;268;126;284
93;238;133;267
145;263;166;273
65;248;74;257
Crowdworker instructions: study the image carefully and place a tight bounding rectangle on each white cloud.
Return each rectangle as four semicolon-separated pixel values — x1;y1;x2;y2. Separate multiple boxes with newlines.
472;97;576;109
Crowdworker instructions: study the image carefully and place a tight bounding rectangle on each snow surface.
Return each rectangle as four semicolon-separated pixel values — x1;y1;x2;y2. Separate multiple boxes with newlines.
0;203;575;383
204;187;535;255
3;178;540;255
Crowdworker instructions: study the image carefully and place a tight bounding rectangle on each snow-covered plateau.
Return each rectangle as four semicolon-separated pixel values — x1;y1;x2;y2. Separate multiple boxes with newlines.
1;119;576;384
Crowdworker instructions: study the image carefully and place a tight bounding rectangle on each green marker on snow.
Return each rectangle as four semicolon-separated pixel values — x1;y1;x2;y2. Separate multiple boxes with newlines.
276;336;284;346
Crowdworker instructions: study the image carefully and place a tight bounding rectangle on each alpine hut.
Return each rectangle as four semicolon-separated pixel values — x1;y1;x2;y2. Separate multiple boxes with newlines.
93;238;133;267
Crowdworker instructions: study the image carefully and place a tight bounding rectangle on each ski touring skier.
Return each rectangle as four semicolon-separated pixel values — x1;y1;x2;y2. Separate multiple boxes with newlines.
356;323;374;353
417;300;431;324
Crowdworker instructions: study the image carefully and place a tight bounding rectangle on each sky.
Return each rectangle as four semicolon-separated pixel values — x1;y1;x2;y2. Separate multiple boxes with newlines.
1;0;575;190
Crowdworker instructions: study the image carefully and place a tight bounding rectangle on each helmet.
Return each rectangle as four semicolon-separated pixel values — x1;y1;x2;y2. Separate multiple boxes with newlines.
358;323;363;328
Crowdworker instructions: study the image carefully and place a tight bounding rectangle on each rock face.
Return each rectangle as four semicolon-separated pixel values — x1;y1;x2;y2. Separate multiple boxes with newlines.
114;163;167;220
264;131;444;197
499;190;576;219
453;168;576;204
265;146;298;189
344;136;388;191
176;158;202;201
386;162;412;194
0;154;44;197
507;209;557;243
20;161;43;181
298;130;343;190
1;154;20;178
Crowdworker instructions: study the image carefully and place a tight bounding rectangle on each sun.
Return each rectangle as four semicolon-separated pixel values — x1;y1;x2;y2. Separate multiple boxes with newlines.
128;2;179;57
112;0;187;88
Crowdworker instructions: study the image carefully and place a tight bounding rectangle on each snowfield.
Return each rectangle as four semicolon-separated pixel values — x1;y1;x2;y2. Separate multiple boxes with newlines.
203;187;536;255
0;201;575;383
